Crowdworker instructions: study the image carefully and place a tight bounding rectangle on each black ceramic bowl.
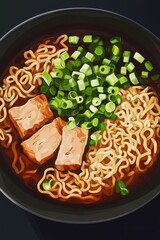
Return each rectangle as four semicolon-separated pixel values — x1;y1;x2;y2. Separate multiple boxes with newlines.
0;8;160;224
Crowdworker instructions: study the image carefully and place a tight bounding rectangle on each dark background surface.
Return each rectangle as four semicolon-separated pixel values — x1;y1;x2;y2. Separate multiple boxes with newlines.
1;1;160;240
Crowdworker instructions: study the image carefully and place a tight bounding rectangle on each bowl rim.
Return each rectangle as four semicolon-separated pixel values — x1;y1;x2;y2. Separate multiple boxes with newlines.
1;7;160;43
0;7;160;224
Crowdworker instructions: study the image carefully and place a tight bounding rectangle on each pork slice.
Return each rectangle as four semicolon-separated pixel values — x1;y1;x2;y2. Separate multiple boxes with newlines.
21;117;66;165
8;94;53;139
55;126;88;171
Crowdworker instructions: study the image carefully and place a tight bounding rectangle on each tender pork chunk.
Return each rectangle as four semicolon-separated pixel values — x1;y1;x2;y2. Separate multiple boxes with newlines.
55;126;88;171
8;94;53;139
21;118;66;165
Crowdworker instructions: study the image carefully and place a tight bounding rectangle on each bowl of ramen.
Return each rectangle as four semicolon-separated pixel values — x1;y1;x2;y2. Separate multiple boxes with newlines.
0;7;160;223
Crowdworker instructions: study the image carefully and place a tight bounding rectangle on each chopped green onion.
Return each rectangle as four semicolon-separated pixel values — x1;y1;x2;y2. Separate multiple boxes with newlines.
57;90;65;97
115;95;122;105
53;58;65;69
64;74;71;80
50;70;63;78
84;78;90;87
72;71;85;80
66;120;77;130
99;93;107;100
81;56;89;64
123;51;131;63
97;86;104;93
106;73;118;86
59;81;70;91
93;36;101;43
129;72;139;85
88;42;97;52
115;180;130;196
69;78;77;88
105;112;112;118
66;60;75;71
102;58;111;65
75;114;83;124
83;109;93;118
60;100;73;109
57;108;63;117
99;65;110;75
108;94;117;102
49;99;59;109
77;46;85;53
85;52;95;62
126;62;135;72
89;105;98;113
141;71;149;79
49;86;56;96
90;78;100;87
107;86;119;95
105;102;116;113
86;67;93;76
77;72;85;80
144;60;154;71
85;87;93;96
77;79;85;91
68;91;78;99
112;45;120;55
88;139;96;146
80;63;90;74
92;97;102;106
119;76;128;85
81;122;92;129
60;51;70;60
98;40;104;46
133;52;145;63
68;117;75;121
94;46;104;56
111;55;120;63
98;104;106;113
74;59;82;67
71;50;81;60
90;131;102;142
83;35;92;43
91;118;99;127
110;36;121;44
76;96;84;104
110;113;118;120
123;82;130;89
42;179;53;190
98;122;106;130
120;66;127;75
42;72;52;86
93;65;99;74
69;36;79;44
53;96;61;104
62;68;70;77
40;84;48;94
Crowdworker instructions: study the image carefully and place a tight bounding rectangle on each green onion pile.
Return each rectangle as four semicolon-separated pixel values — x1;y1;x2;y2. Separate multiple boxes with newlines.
40;34;159;146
